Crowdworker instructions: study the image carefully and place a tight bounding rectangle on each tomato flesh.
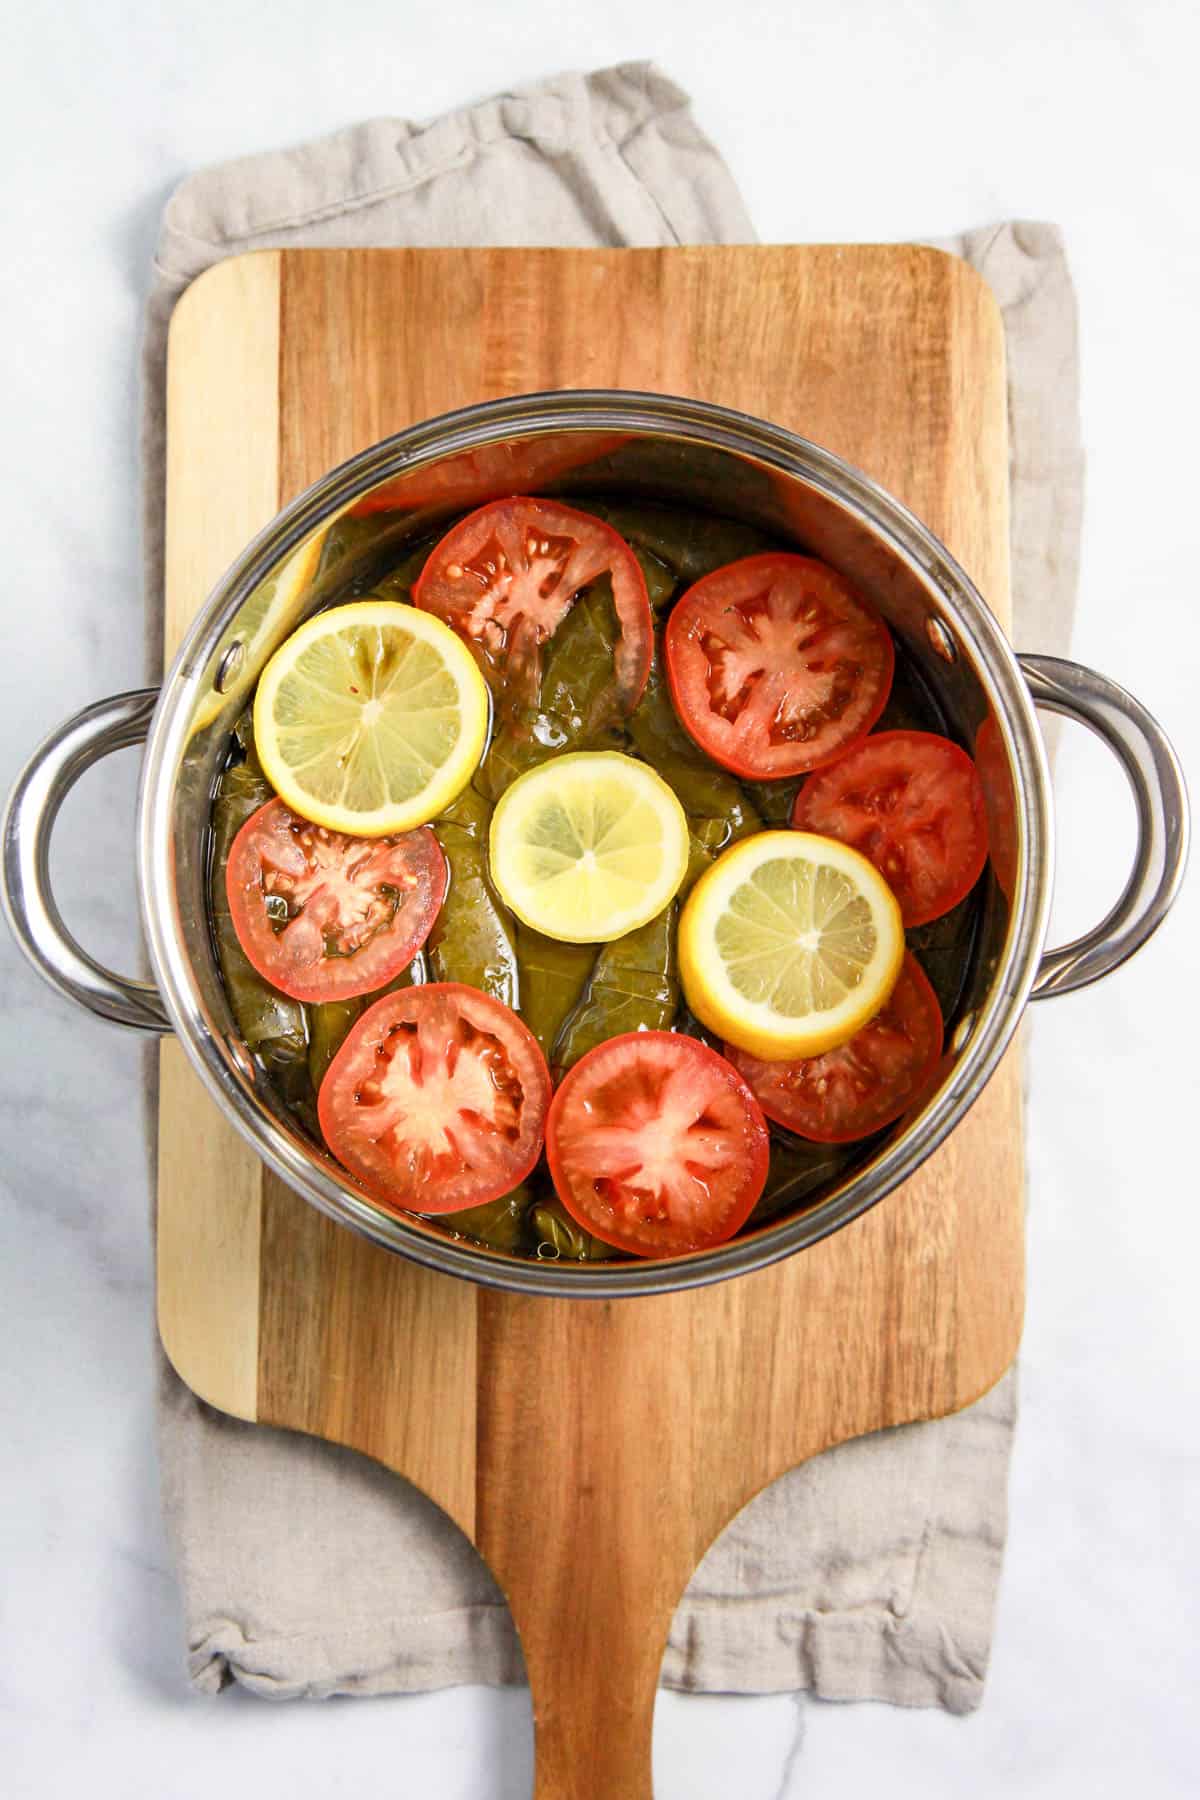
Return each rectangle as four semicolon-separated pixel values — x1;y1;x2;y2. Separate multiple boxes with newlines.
318;983;551;1213
225;798;446;1003
973;714;1017;901
663;554;894;778
791;729;988;927
545;1031;769;1258
726;954;944;1143
350;438;631;516
413;496;651;720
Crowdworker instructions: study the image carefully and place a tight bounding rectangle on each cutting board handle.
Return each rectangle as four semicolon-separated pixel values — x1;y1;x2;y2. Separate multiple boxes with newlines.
520;1614;662;1799
476;1291;711;1800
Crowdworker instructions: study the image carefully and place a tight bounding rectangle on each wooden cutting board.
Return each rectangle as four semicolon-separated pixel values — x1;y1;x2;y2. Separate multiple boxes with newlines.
157;246;1022;1798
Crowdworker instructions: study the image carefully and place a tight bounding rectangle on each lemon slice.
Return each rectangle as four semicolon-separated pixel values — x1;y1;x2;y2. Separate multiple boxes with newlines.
193;532;324;733
489;751;690;943
679;831;904;1059
254;600;490;835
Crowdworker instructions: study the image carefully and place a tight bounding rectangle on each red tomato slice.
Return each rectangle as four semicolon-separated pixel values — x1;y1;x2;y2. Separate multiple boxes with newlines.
349;436;631;516
545;1031;769;1259
318;983;551;1214
792;730;988;926
413;496;652;719
225;798;446;1003
663;553;894;778
973;713;1017;901
726;954;944;1143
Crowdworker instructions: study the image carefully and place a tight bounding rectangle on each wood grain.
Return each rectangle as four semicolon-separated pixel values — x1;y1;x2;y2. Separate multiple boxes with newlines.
159;245;1020;1798
157;252;281;1418
258;1174;479;1538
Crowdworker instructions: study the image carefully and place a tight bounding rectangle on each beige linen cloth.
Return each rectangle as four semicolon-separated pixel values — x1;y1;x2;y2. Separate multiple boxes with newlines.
148;63;1082;1715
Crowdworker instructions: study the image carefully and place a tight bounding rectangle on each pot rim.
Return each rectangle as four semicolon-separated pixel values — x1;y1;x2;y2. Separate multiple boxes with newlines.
138;389;1053;1297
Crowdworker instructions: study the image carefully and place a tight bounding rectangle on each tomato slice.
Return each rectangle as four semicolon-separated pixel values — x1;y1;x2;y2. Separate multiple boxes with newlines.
349;437;631;516
663;553;894;778
225;798;446;1003
545;1031;769;1259
973;713;1017;901
413;496;652;720
318;983;551;1214
791;729;988;927
726;954;944;1143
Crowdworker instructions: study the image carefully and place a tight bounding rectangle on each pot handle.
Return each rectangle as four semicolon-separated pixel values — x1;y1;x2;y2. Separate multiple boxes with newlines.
2;688;172;1033
1020;654;1189;1000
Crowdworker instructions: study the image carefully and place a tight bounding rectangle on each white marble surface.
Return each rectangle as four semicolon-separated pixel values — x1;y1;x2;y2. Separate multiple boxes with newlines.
2;2;1198;1795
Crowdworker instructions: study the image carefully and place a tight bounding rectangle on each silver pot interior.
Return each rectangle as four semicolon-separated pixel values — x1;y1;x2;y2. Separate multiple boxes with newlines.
145;400;1043;1295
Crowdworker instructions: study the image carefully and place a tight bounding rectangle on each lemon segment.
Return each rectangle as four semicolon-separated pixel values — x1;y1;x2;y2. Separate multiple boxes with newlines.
193;532;324;732
489;752;690;943
254;601;490;835
679;831;904;1059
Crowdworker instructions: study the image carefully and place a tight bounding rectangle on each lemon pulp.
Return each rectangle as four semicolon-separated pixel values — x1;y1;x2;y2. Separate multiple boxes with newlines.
679;831;905;1059
194;533;324;732
489;751;690;943
254;600;489;835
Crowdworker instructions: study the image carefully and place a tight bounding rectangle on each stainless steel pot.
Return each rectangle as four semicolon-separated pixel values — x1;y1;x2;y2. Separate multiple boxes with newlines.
2;393;1189;1295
